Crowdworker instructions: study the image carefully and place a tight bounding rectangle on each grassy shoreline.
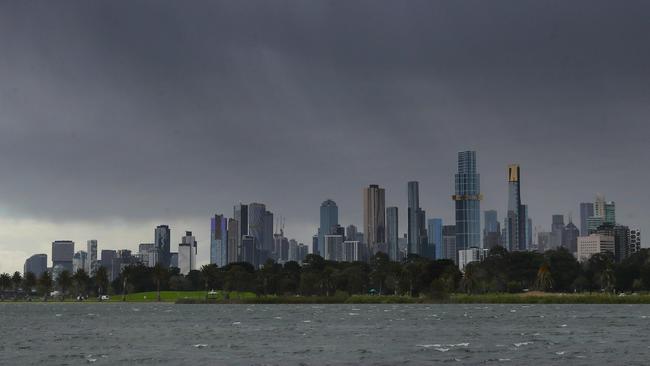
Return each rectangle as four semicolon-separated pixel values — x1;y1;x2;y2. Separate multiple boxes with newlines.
5;291;650;304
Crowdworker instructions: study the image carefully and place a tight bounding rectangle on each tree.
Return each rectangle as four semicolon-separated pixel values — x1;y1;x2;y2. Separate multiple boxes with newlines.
95;266;109;296
200;264;220;299
545;248;579;292
72;269;90;299
152;263;167;301
23;272;37;298
39;271;53;301
461;263;479;294
535;263;553;292
0;273;11;300
601;265;616;293
370;252;390;295
12;271;23;296
56;270;72;301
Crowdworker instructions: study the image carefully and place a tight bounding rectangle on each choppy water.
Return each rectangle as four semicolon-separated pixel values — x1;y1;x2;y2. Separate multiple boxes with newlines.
1;303;649;365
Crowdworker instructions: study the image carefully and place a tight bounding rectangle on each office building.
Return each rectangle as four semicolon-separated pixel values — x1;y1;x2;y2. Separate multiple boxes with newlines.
110;250;138;282
595;223;630;262
442;225;457;263
407;181;426;255
594;195;616;225
386;206;399;261
227;218;240;263
346;225;358;242
312;234;318;255
577;234;615;262
52;240;74;273
318;199;338;256
580;203;594;236
211;214;228;267
324;234;344;261
234;203;248;256
427;218;443;260
364;184;386;255
154;225;171;268
247;203;266;262
100;249;116;278
72;251;87;273
137;243;156;267
563;221;579;254
537;231;552;252
263;210;274;261
453;151;482;252
629;229;641;255
86;240;98;274
342;241;364;262
240;235;257;266
458;247;489;272
24;254;47;276
505;164;526;251
178;231;197;275
170;252;178;268
483;210;500;250
550;215;565;249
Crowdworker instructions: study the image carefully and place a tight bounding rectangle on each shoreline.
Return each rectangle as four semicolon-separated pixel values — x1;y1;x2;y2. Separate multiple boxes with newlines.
4;292;650;305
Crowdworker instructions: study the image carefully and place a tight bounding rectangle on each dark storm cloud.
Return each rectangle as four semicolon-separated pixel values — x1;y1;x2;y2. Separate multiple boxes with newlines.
0;1;649;240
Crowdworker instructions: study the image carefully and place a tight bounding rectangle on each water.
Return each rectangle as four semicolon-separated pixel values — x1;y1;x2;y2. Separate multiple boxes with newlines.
1;303;649;365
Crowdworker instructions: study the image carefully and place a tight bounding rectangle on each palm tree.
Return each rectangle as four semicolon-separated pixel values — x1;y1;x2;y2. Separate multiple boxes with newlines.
95;266;109;297
535;263;553;292
39;271;53;301
152;264;166;302
56;270;72;301
0;273;11;300
11;271;22;299
23;272;37;299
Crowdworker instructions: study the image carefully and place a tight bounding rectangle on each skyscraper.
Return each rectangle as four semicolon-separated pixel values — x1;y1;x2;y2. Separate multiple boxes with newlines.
505;164;526;252
345;225;358;243
483;210;501;249
52;240;74;272
579;202;594;236
453;151;481;254
178;231;197;274
407;181;424;255
442;225;457;263
263;210;274;260
227;218;240;263
234;203;248;255
427;218;443;259
563;221;579;254
24;254;47;276
211;214;228;267
551;215;565;249
154;225;171;268
247;203;266;262
594;195;616;225
86;239;98;274
364;184;386;255
319;199;339;256
386;206;399;261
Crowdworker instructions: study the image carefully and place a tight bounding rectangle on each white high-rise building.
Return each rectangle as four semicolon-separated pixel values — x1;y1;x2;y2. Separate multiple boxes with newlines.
342;241;364;262
178;231;197;274
458;247;489;271
629;229;642;255
577;234;615;262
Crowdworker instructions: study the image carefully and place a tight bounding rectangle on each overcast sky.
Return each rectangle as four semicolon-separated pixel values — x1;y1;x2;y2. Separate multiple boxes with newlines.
1;1;649;273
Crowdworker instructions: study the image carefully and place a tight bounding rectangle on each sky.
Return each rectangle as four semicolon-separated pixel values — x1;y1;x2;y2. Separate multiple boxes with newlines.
0;1;649;273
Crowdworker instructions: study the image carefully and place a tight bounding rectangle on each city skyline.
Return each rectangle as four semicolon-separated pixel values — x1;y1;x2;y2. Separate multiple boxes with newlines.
1;1;650;273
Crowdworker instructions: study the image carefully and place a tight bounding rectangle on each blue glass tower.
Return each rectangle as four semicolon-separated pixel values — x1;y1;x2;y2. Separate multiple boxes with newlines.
210;214;228;267
453;151;481;254
427;218;442;259
318;199;338;256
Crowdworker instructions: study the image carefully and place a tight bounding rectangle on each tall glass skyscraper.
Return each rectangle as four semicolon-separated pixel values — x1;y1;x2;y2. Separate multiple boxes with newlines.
579;202;594;236
154;225;171;268
427;218;443;259
318;199;338;256
453;151;481;252
407;181;424;255
506;164;526;251
364;184;386;255
211;214;228;267
386;206;399;261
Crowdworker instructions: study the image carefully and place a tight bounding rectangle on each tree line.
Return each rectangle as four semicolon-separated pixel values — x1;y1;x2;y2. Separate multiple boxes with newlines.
4;246;650;301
